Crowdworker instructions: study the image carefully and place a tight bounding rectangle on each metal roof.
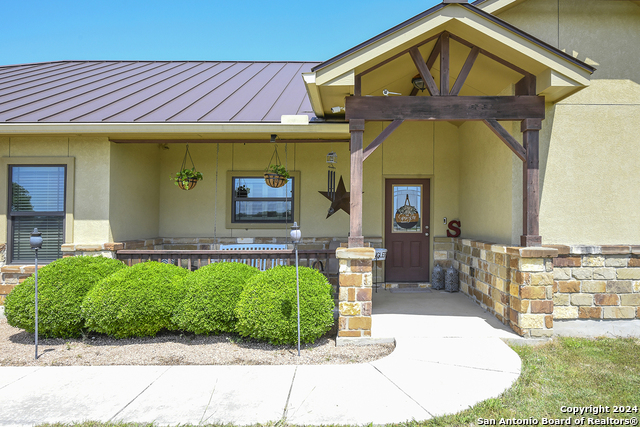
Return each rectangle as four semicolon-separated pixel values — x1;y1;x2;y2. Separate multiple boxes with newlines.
0;61;320;123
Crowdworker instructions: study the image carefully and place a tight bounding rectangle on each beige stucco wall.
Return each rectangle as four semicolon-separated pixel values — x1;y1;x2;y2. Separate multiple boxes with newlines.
109;143;160;241
499;0;640;244
458;120;522;246
0;135;112;245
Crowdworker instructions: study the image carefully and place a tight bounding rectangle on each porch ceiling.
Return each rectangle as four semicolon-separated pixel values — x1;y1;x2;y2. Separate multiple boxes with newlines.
304;2;594;118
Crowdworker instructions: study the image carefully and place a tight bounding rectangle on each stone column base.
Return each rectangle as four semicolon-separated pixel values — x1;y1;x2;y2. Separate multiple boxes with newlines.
336;246;375;346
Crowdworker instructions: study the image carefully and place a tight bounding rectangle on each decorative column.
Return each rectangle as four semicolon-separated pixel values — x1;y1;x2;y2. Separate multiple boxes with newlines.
521;118;542;247
336;246;375;345
349;119;365;248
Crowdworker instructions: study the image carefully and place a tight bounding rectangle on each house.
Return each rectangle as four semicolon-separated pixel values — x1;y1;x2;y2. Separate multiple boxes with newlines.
0;0;639;341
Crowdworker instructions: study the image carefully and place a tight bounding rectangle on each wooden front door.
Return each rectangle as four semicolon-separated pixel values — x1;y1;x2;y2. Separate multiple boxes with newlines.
385;179;430;282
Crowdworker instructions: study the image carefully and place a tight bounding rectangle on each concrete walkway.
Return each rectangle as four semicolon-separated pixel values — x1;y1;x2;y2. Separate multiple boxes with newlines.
0;290;522;426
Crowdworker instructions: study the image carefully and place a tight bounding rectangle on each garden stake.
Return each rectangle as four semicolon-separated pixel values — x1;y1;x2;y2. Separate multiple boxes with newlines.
30;228;43;360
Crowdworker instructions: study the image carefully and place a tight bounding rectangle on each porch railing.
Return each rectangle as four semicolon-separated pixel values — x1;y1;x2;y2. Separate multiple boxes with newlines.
115;249;336;277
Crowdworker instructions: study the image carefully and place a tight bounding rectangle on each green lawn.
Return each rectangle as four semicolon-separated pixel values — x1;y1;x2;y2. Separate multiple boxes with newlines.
38;337;640;427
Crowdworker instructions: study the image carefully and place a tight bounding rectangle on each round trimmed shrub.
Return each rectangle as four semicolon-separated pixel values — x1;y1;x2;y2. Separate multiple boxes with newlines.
173;262;259;335
235;266;334;345
4;256;127;338
82;261;189;338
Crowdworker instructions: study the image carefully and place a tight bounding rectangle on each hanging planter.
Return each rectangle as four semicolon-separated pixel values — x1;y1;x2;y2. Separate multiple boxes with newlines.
236;185;250;197
171;144;203;191
264;145;290;188
395;194;420;229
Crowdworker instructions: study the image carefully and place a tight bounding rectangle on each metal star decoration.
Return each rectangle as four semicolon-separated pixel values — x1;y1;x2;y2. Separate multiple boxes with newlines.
318;175;350;218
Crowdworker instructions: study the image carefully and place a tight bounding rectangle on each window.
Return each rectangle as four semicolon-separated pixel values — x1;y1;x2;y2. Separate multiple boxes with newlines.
231;176;293;223
8;165;66;263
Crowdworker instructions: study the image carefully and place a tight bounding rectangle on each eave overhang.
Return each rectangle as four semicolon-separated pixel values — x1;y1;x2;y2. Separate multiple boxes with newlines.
304;2;594;118
0;122;350;141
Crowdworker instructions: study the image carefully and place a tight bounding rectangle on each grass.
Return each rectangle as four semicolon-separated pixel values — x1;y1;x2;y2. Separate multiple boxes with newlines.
35;337;640;427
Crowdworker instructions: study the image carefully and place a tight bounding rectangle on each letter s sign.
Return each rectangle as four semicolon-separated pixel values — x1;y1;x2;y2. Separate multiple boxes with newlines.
446;220;461;238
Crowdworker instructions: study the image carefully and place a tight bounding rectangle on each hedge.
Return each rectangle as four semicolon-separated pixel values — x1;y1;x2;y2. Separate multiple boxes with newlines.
4;256;127;338
173;262;259;334
235;266;334;345
82;261;189;338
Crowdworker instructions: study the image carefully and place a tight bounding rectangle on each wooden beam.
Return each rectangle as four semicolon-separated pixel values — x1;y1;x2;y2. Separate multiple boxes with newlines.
349;119;365;248
345;96;545;121
410;33;443;97
450;47;479;96
516;74;536;96
426;34;443;70
357;33;440;78
483;119;526;161
363;119;404;161
449;34;531;77
354;74;362;97
409;47;439;96
440;32;450;95
521;118;542;247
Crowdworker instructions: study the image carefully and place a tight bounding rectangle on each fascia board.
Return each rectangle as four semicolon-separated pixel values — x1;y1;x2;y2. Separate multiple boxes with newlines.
473;0;524;14
315;13;452;85
302;72;326;119
0;122;349;136
315;4;590;90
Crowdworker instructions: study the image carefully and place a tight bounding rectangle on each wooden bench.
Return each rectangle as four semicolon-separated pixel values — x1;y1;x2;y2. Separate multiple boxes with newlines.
219;244;289;270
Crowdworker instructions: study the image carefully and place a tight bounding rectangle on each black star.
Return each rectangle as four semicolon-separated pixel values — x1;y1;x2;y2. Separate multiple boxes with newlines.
318;175;350;218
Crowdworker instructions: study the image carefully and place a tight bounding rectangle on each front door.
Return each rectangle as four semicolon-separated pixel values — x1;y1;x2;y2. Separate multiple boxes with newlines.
384;179;430;282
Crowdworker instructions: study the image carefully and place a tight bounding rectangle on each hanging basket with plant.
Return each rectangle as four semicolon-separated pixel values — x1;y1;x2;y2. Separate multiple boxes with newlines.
171;144;203;191
264;144;290;188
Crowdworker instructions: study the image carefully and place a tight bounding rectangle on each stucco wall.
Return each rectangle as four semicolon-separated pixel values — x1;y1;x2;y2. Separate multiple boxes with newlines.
109;143;160;241
458;120;522;246
0;135;112;245
499;0;640;245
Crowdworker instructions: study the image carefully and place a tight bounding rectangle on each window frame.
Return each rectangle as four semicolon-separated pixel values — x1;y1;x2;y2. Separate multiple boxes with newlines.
0;157;75;265
225;170;300;229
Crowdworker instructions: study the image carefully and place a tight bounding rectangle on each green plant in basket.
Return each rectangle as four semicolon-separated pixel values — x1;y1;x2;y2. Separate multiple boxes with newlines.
171;167;203;190
267;164;290;179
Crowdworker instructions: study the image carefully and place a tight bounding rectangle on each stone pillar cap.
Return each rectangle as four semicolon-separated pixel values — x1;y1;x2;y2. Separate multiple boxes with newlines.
336;247;376;260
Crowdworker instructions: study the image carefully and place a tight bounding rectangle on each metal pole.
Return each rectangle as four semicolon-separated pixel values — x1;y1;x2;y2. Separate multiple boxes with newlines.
34;248;38;360
295;243;300;357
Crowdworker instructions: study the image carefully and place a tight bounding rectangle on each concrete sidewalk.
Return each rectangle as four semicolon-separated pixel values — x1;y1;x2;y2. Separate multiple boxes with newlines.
0;290;522;426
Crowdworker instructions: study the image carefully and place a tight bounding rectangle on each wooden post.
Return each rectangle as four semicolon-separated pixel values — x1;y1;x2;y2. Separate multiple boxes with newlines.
521;118;542;247
349;119;365;248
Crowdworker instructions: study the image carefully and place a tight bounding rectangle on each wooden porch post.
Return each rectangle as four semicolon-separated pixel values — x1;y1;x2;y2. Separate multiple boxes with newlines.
349;119;365;248
521;118;542;247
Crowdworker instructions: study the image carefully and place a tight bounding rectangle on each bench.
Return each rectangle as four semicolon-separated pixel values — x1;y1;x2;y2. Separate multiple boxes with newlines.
218;244;289;270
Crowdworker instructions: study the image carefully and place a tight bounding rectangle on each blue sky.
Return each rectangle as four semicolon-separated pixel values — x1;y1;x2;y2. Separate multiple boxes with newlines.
2;0;443;65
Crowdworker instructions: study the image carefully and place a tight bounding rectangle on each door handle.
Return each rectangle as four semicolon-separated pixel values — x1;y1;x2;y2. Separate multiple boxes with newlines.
425;233;429;236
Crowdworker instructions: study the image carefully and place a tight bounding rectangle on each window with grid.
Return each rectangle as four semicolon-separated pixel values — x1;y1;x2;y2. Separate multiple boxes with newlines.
9;165;66;263
231;176;293;223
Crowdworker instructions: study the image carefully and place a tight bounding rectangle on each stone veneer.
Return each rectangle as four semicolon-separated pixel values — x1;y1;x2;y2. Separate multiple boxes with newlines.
549;245;640;322
336;246;375;345
435;238;640;337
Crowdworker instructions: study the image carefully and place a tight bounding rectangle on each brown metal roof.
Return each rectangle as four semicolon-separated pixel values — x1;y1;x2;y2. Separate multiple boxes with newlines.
0;61;320;123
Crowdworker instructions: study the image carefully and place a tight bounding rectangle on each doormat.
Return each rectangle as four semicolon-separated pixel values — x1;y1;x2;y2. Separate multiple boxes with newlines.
389;288;432;293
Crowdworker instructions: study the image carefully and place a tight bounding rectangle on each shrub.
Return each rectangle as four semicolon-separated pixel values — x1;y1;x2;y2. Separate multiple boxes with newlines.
173;262;259;335
4;256;127;338
235;266;334;345
82;261;189;338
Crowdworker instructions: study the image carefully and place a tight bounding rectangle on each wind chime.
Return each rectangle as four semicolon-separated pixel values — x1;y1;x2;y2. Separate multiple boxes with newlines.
326;151;337;200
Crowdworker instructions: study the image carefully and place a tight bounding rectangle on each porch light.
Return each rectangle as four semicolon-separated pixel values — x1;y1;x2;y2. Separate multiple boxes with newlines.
412;76;426;92
290;222;301;243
